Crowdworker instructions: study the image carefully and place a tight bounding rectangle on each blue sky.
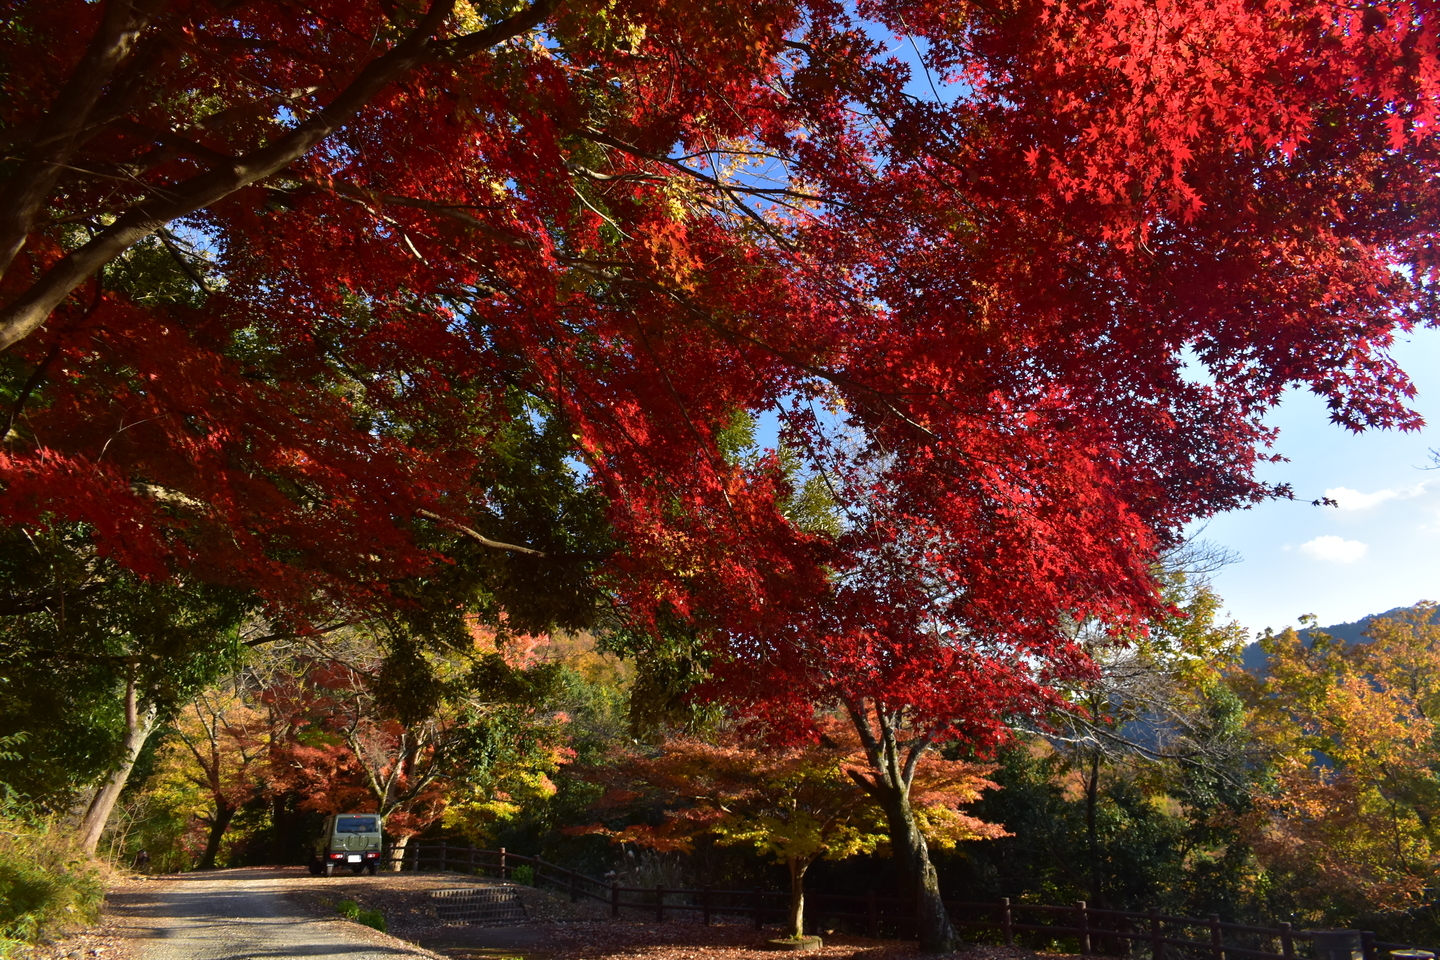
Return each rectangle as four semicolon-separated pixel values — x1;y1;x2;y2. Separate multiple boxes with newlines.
1192;326;1440;635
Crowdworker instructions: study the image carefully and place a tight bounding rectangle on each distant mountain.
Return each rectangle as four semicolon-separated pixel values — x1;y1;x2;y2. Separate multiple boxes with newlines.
1239;603;1438;674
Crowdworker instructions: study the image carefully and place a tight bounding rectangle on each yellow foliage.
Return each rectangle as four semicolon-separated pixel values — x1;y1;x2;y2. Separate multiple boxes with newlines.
1239;607;1440;918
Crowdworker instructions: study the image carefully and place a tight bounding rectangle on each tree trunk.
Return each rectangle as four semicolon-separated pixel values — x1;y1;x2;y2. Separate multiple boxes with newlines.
872;782;959;953
389;832;411;872
786;856;812;939
1085;750;1101;905
78;674;157;856
845;700;959;954
271;793;292;865
196;801;237;870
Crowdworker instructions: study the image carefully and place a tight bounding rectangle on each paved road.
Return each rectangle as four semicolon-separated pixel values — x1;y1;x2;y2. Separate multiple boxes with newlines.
110;867;439;960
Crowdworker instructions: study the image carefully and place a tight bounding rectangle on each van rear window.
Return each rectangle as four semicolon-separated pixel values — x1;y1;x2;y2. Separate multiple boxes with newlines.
336;817;378;834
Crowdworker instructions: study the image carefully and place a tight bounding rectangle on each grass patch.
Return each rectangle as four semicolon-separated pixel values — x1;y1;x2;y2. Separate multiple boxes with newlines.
335;898;387;933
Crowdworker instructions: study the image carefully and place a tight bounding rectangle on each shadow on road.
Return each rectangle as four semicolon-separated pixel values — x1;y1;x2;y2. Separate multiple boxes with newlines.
112;867;433;959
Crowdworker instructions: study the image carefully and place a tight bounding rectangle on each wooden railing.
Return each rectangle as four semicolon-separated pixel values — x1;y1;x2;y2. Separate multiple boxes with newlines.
392;842;1431;960
392;840;784;928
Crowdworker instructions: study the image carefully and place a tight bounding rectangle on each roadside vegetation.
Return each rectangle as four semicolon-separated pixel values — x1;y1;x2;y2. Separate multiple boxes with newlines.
335;898;387;933
0;803;102;953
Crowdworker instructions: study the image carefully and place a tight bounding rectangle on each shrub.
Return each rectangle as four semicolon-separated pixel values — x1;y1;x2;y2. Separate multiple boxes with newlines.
0;810;103;951
510;864;534;886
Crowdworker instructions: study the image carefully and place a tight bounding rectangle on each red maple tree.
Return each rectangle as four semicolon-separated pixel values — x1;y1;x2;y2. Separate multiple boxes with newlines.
261;654;450;865
2;0;1432;608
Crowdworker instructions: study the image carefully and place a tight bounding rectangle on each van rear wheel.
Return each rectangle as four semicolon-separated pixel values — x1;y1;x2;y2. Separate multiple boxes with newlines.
367;863;378;876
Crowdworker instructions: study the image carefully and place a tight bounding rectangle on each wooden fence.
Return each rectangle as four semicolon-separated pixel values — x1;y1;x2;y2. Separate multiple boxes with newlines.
392;842;1430;960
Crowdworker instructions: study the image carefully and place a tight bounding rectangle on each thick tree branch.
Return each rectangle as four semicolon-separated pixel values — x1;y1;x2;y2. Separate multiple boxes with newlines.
900;730;934;789
416;509;550;557
0;0;562;354
842;696;885;773
0;0;164;281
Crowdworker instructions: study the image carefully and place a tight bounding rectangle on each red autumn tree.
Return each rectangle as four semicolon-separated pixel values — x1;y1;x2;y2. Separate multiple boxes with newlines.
703;443;1111;949
259;628;577;867
1;0;1432;608
575;720;1004;940
2;0;1439;947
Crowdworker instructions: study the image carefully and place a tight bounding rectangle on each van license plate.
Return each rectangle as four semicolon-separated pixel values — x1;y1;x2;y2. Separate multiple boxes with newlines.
347;855;361;863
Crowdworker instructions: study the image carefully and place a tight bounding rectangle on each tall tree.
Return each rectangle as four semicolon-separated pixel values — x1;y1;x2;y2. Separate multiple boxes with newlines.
0;524;252;852
1044;566;1251;906
164;679;270;870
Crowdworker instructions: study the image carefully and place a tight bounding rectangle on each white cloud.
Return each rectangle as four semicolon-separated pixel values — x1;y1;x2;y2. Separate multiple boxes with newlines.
1300;535;1369;563
1325;482;1428;511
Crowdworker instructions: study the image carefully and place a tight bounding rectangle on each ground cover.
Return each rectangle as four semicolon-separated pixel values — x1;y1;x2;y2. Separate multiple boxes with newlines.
267;869;1085;960
13;868;1087;960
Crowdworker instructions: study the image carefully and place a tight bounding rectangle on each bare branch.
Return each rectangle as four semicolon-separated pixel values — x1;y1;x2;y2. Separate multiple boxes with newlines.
416;508;550;557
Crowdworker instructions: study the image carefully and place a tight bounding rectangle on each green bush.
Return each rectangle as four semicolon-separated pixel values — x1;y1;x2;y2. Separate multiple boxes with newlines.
510;864;534;885
334;899;386;933
0;815;103;951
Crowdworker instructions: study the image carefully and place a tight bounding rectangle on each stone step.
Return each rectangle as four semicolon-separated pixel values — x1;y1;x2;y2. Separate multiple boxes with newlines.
430;886;528;925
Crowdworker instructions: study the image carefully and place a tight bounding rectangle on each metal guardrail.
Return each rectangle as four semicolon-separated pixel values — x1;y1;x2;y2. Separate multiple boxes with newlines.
391;842;1432;960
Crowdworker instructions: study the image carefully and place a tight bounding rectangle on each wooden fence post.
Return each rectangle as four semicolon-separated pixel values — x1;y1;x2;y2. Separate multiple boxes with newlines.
702;886;712;926
1150;908;1163;960
753;888;763;930
1209;914;1224;960
1362;931;1376;960
569;869;578;903
1077;901;1091;956
406;842;418;872
655;884;665;923
611;882;620;919
499;847;507;880
438;839;447;872
468;846;476;874
1281;923;1295;960
1002;898;1014;947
